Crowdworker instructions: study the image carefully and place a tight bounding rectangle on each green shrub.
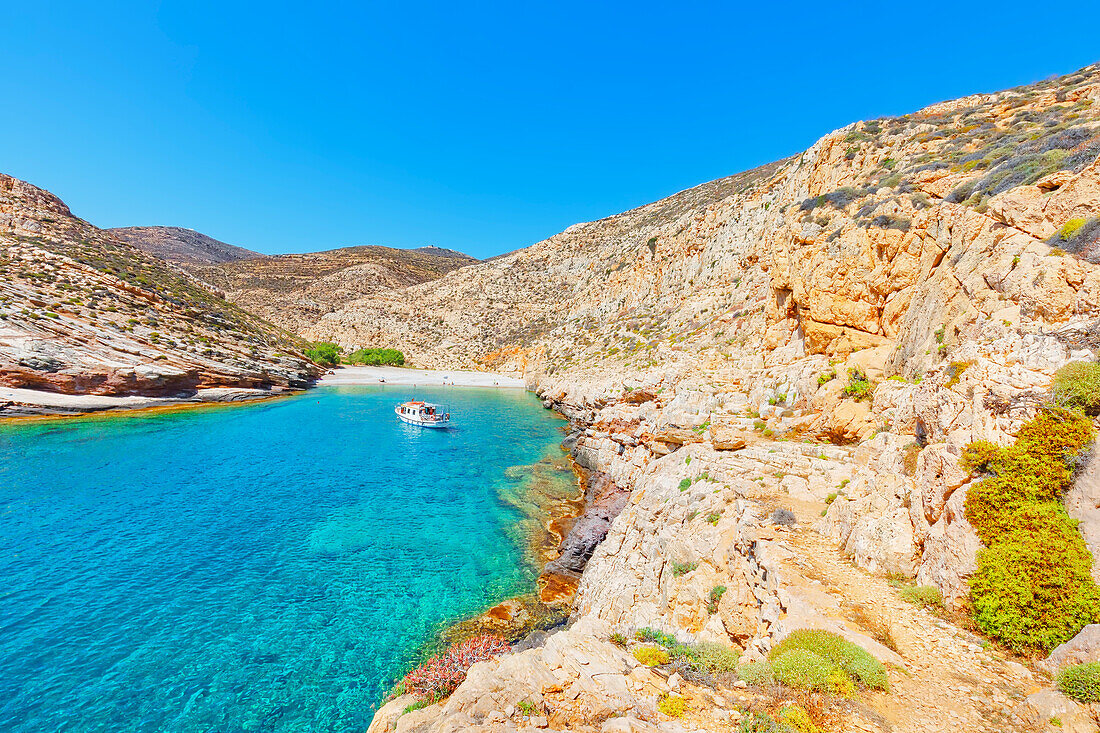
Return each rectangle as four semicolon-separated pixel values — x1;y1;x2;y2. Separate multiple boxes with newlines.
971;527;1100;652
1052;361;1100;414
817;370;836;386
707;585;727;614
844;368;874;401
671;560;698;576
609;632;627;647
657;694;685;717
678;478;692;491
738;660;775;685
635;627;678;648
305;341;342;366
900;585;943;609
633;646;669;666
771;648;833;690
960;440;1004;473
770;629;888;690
516;699;537;716
1057;662;1100;703
965;408;1100;652
345;347;406;366
706;511;721;525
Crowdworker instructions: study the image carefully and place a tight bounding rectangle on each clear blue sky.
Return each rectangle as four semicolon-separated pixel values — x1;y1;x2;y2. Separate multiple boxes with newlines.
1;2;1097;259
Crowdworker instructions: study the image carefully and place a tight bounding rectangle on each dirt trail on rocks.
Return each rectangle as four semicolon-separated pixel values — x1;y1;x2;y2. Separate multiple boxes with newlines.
783;527;1041;732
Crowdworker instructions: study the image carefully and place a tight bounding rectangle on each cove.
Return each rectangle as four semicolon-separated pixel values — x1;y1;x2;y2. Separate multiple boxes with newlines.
0;386;577;732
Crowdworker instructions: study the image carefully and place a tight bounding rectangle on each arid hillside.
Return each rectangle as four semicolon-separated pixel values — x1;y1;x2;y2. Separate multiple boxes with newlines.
362;64;1100;732
109;225;262;265
0;174;319;399
186;244;476;334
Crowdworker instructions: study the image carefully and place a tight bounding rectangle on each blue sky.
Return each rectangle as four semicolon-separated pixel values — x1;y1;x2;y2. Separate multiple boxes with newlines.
1;2;1097;259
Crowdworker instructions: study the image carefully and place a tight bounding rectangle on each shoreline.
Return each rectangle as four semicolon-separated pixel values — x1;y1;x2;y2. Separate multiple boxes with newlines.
317;366;526;389
0;367;524;420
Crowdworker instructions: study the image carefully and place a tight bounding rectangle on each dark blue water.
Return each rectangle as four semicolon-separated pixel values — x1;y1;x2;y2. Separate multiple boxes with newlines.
0;386;574;732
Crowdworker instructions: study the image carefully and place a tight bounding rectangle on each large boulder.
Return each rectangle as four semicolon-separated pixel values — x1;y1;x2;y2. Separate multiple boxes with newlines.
1043;625;1100;674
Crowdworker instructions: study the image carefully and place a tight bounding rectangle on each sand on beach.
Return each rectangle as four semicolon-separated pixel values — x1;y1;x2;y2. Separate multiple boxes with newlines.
317;366;526;389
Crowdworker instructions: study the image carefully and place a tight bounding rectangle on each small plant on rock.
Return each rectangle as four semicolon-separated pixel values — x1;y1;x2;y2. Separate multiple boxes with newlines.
1057;662;1100;703
707;585;727;614
672;560;699;576
657;694;686;717
633;646;670;666
844;367;874;401
609;632;627;647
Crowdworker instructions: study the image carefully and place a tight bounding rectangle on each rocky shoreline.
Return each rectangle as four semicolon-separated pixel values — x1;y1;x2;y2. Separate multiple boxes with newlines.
0;384;306;419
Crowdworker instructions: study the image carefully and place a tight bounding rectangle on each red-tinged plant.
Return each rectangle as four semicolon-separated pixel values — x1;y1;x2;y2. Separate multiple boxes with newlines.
402;634;511;700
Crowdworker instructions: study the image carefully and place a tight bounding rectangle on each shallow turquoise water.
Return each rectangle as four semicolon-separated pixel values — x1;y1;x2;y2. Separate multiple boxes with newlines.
0;386;572;732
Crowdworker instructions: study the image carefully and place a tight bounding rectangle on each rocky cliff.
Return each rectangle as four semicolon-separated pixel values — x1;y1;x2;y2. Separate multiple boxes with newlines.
362;64;1100;731
0;174;319;410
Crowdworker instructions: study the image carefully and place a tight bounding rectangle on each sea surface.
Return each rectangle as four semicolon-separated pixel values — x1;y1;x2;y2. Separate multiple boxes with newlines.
0;386;576;732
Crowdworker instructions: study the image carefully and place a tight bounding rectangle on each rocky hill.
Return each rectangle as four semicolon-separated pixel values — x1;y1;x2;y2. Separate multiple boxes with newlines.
360;64;1100;732
0;174;319;410
109;225;262;265
185;244;476;334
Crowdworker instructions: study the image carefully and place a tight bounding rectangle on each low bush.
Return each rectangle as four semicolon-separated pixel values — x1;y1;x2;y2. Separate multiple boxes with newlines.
402;634;510;700
305;341;342;367
964;408;1100;652
960;440;1004;473
672;641;739;674
1052;361;1100;414
657;694;685;717
899;585;943;609
633;646;669;666
770;629;889;691
609;632;627;647
635;627;678;647
770;648;833;690
737;660;775;686
678;478;692;491
1057;662;1100;703
779;704;820;733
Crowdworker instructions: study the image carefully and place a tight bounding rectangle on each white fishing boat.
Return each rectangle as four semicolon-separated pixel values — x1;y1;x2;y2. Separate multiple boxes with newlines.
395;400;451;428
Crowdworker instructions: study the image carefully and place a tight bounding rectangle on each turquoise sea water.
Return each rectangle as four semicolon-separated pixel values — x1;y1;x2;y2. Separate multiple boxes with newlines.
0;386;574;732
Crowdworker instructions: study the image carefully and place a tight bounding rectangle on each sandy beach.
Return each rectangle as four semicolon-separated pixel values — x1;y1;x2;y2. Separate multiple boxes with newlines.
317;366;526;389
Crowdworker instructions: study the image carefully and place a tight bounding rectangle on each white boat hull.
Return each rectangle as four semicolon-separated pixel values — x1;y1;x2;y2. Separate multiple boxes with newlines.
395;406;450;428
